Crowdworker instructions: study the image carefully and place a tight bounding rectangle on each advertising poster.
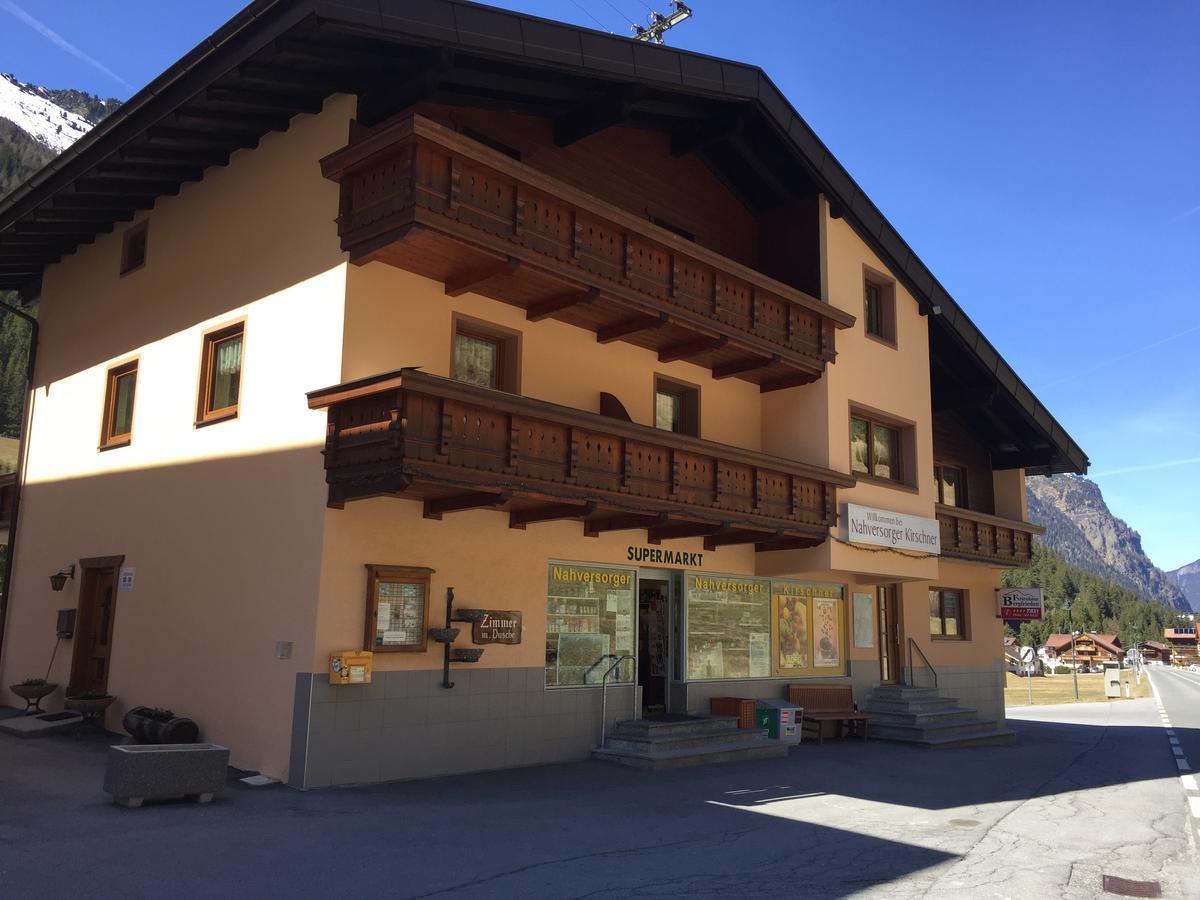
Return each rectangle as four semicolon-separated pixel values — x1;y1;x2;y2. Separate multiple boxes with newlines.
814;596;841;667
776;591;810;670
852;592;874;648
749;632;771;677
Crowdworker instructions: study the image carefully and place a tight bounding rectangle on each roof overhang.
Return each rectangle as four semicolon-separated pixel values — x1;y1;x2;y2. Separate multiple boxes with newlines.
0;0;1088;475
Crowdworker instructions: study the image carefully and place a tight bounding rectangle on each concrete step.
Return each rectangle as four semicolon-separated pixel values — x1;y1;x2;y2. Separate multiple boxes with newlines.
611;716;739;739
862;708;980;728
592;739;789;771
861;697;960;715
604;727;768;754
868;691;940;705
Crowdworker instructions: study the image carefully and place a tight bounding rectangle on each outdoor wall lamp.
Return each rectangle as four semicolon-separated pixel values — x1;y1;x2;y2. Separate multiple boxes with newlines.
49;565;75;592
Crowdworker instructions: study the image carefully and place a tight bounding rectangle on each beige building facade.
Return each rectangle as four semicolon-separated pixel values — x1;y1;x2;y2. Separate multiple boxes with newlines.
0;0;1087;788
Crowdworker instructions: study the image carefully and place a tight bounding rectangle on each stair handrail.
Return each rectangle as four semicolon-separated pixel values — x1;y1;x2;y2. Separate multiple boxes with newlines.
906;638;939;690
599;654;637;748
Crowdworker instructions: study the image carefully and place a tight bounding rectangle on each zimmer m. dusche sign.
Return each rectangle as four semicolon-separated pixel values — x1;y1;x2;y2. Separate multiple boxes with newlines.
844;504;941;554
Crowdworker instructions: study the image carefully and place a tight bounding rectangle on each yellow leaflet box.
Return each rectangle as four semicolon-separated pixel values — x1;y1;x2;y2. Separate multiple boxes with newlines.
329;650;373;685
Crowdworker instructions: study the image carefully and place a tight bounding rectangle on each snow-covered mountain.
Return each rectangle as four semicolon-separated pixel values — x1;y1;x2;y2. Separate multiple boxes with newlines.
0;72;97;153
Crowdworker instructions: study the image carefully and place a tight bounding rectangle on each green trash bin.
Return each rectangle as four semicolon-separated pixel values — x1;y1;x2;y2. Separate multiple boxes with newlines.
756;699;803;744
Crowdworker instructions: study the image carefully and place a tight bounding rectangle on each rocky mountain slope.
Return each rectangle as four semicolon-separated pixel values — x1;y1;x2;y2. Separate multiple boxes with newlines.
0;73;118;197
1168;559;1200;613
1026;474;1190;611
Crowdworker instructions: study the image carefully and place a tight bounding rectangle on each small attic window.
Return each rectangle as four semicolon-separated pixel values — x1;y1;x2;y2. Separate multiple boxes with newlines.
120;221;148;276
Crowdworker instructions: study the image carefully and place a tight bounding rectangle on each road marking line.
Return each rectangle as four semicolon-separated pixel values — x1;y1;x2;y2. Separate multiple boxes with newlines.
1190;797;1200;819
1170;737;1180;745
1173;747;1185;757
1182;774;1198;791
1166;730;1175;737
1178;759;1192;771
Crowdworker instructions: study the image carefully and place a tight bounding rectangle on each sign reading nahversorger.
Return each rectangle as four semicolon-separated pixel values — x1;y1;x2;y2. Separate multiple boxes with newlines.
843;503;941;554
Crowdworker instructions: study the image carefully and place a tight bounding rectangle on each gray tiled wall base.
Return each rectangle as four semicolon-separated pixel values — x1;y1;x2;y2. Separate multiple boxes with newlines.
289;668;637;789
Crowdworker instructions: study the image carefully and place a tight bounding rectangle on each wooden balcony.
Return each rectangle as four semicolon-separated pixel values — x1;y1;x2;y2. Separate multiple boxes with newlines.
307;371;854;552
936;504;1043;567
319;114;855;392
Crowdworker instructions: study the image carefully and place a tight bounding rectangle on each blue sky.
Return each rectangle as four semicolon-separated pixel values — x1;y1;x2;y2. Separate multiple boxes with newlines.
2;1;1198;569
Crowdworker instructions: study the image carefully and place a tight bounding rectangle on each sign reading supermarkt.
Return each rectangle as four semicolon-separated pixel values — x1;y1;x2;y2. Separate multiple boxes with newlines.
844;504;941;554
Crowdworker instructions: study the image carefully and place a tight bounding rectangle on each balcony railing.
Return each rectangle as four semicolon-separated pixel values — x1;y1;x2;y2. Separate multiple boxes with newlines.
307;370;854;551
319;114;855;392
936;504;1042;567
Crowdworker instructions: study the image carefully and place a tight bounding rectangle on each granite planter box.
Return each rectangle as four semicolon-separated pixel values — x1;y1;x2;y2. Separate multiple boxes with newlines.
103;743;229;808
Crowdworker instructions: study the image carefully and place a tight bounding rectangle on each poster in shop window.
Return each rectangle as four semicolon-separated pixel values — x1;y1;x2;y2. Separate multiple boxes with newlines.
814;597;841;667
776;593;810;670
852;593;875;649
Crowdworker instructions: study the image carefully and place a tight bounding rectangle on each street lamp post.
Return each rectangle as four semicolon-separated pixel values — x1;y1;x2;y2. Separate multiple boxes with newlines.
1066;602;1080;701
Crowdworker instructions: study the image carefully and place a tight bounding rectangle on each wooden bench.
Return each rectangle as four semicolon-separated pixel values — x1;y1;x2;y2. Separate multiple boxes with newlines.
786;684;870;744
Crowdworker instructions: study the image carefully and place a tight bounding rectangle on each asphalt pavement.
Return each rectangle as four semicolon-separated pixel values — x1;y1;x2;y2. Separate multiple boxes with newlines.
1147;666;1200;836
0;696;1197;899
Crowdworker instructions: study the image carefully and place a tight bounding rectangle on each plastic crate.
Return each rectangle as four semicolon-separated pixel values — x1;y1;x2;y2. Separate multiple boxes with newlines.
709;697;757;729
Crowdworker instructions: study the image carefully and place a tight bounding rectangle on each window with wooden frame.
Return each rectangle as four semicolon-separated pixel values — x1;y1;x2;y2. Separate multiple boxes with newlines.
364;565;434;652
654;376;700;437
929;588;967;639
863;272;896;346
934;462;968;508
120;221;148;276
196;322;244;425
100;360;138;449
451;315;520;393
850;413;905;483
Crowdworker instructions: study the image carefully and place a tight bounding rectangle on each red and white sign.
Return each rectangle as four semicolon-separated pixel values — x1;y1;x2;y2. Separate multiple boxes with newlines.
1000;587;1043;620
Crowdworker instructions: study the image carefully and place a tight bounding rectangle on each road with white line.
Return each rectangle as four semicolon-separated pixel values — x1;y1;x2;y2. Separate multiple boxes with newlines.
1148;667;1200;833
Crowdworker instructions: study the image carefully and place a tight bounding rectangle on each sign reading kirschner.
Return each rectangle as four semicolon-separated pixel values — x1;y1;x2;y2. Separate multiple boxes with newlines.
844;503;941;554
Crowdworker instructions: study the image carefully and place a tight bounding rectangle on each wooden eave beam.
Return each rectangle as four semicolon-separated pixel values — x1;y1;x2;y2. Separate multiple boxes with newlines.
657;334;727;363
670;112;744;158
554;85;645;147
647;521;722;543
94;163;205;183
238;62;359;93
11;221;104;236
713;354;778;379
73;178;182;197
206;86;325;114
509;501;596;530
119;146;231;167
755;535;820;553
444;256;520;297
583;512;666;537
525;287;598;322
174;108;291;133
597;312;669;344
423;490;510;520
759;371;818;393
145;126;259;150
51;193;155;211
703;528;777;551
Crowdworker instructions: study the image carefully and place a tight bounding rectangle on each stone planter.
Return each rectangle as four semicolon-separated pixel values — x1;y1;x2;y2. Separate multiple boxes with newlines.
103;743;230;808
64;694;116;725
9;682;58;714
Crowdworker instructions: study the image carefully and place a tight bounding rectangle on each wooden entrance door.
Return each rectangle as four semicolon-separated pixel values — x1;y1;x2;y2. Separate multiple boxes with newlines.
69;556;123;695
877;585;903;684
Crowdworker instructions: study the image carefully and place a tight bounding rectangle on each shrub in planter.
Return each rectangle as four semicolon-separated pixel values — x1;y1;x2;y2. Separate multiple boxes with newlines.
123;706;199;744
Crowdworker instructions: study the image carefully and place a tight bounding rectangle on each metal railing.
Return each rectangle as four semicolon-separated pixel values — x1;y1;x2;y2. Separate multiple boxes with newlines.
906;638;939;690
598;655;637;748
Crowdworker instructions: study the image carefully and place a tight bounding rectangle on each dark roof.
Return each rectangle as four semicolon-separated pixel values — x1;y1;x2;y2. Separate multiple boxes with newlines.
0;0;1087;475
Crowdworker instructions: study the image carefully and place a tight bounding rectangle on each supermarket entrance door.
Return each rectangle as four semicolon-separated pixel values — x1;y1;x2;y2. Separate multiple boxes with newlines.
637;570;681;716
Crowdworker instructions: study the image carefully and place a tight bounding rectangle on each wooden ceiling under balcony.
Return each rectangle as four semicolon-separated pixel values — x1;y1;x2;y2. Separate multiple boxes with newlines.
320;114;855;392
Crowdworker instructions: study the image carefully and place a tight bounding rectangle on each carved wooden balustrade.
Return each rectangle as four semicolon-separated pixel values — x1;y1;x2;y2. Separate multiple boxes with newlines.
308;371;854;551
936;504;1042;567
319;114;855;392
